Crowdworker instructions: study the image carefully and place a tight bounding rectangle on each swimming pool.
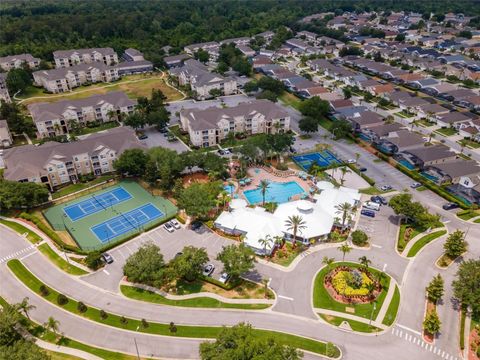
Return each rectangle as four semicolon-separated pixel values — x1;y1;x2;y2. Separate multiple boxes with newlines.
243;181;305;204
292;151;341;170
224;184;235;194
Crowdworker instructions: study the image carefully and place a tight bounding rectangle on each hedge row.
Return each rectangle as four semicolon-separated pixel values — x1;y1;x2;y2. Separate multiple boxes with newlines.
394;164;468;209
346;163;376;186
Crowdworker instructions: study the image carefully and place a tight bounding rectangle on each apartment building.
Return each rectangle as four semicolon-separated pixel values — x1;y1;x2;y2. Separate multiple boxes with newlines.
1;127;145;189
0;53;41;71
53;48;118;68
122;48;145;62
33;62;119;93
180;100;290;147
0;73;11;103
28;92;136;138
0;120;13;148
170;59;237;100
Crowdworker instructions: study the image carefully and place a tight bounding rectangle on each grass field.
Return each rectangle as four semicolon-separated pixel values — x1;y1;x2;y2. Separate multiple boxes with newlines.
406;230;447;258
397;224;423;252
7;260;340;358
319;313;381;333
382;286;400;326
435;127;457;137
38;243;88;275
279;91;302;110
44;180;177;251
52;175;115;199
120;285;270;309
20;73;183;105
313;262;391;321
0;219;43;243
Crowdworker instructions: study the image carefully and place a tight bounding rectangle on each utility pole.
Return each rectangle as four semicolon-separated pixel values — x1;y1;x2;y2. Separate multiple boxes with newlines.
133;337;140;360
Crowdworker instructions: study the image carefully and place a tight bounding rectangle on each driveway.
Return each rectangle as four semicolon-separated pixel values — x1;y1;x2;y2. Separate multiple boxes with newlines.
138;125;190;152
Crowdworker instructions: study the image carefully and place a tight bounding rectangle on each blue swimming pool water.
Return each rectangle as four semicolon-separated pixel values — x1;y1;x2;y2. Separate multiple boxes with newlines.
291;151;341;170
224;185;235;194
420;172;439;183
399;159;416;170
243;181;305;204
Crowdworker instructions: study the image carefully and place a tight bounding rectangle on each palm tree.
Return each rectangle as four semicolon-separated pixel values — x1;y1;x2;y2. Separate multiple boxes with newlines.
274;235;284;248
335;202;353;229
358;256;371;269
365;281;376;297
217;191;230;210
338;244;352;261
355;152;360;163
428;132;436;143
258;180;270;206
44;317;60;338
258;235;272;257
15;297;35;320
339;167;351;186
322;256;335;269
285;215;306;248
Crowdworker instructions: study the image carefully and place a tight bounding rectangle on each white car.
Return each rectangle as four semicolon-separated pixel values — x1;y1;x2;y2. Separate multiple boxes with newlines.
363;201;380;211
203;264;215;277
346;159;356;164
218;272;231;284
410;182;422;189
163;222;174;233
380;185;393;191
170;219;181;230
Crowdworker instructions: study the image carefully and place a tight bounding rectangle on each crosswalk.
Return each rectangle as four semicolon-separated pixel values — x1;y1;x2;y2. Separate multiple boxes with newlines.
391;326;458;360
0;245;37;264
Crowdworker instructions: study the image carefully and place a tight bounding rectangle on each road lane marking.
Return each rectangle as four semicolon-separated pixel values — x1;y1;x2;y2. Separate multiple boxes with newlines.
396;324;422;336
278;295;294;301
371;244;382;248
383;263;388;272
19;250;38;261
103;269;110;275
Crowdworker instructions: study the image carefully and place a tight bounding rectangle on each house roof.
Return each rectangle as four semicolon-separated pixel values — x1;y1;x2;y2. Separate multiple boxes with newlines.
404;144;456;163
53;47;116;58
417;103;450;114
383;129;424;148
33;62;115;81
437;112;471;124
429;160;480;179
373;84;395;94
0;53;40;63
163;54;191;64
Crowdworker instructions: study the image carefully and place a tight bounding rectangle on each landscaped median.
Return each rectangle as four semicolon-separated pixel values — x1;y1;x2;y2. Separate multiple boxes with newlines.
404;229;447;258
7;259;341;358
0;218;43;244
37;243;88;276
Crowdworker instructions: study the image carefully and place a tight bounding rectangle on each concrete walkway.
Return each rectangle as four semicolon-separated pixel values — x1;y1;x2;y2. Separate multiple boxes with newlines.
315;308;387;330
375;278;398;324
401;227;447;257
35;338;103;360
122;280;275;304
463;312;471;360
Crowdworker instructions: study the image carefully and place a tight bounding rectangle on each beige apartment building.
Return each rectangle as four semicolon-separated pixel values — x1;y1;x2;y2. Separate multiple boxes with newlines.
28;92;136;138
53;48;118;68
0;53;41;71
0;120;13;148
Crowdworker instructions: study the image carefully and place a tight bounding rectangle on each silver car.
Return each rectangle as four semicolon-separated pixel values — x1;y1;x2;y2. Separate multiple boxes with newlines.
203;264;215;277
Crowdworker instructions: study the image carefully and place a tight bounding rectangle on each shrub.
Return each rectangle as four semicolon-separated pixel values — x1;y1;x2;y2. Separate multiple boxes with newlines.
141;318;149;328
39;285;50;297
85;251;103;270
120;316;128;324
57;294;68;306
77;301;88;313
99;310;108;320
169;321;177;334
351;230;369;247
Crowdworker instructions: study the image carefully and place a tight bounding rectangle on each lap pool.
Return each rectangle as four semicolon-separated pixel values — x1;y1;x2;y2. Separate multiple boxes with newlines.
243;181;305;204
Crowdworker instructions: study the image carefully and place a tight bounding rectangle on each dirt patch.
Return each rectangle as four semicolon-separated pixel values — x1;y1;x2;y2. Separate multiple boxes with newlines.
182;172;210;186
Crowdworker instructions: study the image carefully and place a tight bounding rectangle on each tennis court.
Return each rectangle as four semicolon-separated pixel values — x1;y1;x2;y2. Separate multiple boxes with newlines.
64;187;132;221
292;150;342;171
91;204;164;243
44;181;177;251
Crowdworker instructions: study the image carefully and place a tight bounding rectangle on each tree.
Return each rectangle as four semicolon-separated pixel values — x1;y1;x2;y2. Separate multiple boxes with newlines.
200;323;302;360
285;215;306;248
177;183;218;219
338;244;352;261
123;241;167;287
452;259;480;317
423;311;441;335
443;230;468;259
0;303;22;346
257;76;285;95
44;316;60;337
258;180;270;206
123;112;146;130
209;88;223;98
389;193;425;222
458;30;472;39
14;297;35;320
194;49;210;63
335;202;353;229
426;274;444;303
342;87;352;99
171;246;209;282
0;180;49;210
322;256;335;269
216;244;255;280
256;90;278;102
146;108;170;130
358;256;371;269
395;33;406;42
298;97;329;119
0;339;50;360
351;230;368;247
85;251;104;270
113;148;148;177
330;120;352;139
243;81;259;93
298;116;318;133
258;235;273;257
6;68;32;94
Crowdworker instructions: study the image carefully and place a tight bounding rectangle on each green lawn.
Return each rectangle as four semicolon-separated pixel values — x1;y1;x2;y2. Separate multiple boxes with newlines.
38;243;88;275
168;124;191;146
313;262;391;320
74;121;118;136
415;186;427;192
382;286;400;326
8;260;339;358
406;230;447;258
0;219;43;243
52;175;115;199
120;285;270;310
458;139;480;149
359;186;382;195
456;209;480;221
435;127;457;137
319;313;381;333
0;297;147;360
397;223;423;252
318;116;335;131
395;111;414;118
278;92;302;110
416;120;435;127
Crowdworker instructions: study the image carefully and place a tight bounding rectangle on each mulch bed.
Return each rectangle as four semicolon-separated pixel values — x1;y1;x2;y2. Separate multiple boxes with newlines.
469;327;480;360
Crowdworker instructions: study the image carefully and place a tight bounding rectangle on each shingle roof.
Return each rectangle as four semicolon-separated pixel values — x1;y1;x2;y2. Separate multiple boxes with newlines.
404;144;456;162
33;62;115;81
0;53;40;63
429;160;480;178
53;47;116;58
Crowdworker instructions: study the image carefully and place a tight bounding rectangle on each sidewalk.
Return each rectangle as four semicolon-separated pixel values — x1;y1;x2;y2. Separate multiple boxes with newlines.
315;308;387;330
401;227;447;257
35;338;103;360
375;278;398;324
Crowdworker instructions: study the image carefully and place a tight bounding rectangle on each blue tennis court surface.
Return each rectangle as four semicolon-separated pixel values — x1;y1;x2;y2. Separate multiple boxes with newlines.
91;203;164;243
292;151;341;170
64;187;132;221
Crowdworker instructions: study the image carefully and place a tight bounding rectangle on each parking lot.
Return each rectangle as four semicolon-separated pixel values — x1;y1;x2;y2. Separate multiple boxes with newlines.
139;125;190;152
82;223;236;292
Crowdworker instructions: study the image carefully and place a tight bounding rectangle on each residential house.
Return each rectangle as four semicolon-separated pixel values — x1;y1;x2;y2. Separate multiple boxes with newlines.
115;60;153;76
416;103;450;120
425;160;480;186
163;54;191;69
334;105;368;120
184;41;219;61
33;62;119;93
53;48;118;68
374;129;424;154
179;100;290;147
237;45;256;58
28;92;136;138
285;38;309;52
0;53;41;71
347;111;384;131
0;73;11;103
219;37;251;46
297;31;318;43
122;48;145;62
255;31;275;44
297;86;329;99
2;127;145;189
359;122;404;142
0;120;13;148
435;111;471;127
252;55;273;70
371;83;396;97
395;144;457;169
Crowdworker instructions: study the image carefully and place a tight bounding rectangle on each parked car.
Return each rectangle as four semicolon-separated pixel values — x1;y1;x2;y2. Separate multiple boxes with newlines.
138;134;148;140
170;219;181;229
224;148;232;154
191;221;203;231
371;196;387;205
203;264;215;277
442;203;459;210
359;167;368;172
217;149;225;155
102;253;114;264
363;201;381;211
410;182;422;189
380;185;392;191
219;272;231;284
164;222;174;232
159;127;168;133
346;159;356;164
361;209;376;218
174;252;183;259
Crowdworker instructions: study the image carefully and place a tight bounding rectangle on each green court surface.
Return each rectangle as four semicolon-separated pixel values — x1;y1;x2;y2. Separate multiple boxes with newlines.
43;181;177;251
